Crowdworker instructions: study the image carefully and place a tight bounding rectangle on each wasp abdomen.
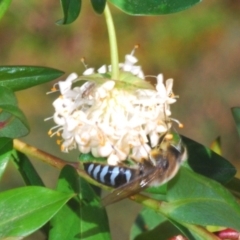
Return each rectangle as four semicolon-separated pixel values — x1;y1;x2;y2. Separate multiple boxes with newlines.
83;163;137;188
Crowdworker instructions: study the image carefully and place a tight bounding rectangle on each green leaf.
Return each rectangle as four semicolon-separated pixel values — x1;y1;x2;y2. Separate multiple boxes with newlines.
50;166;110;239
79;178;110;240
49;165;81;240
131;208;217;240
225;177;240;199
77;71;154;92
182;136;236;184
164;168;240;231
91;0;106;14
109;0;201;15
79;152;107;163
210;136;222;156
0;66;64;91
0;87;29;138
0;137;12;180
57;0;81;25
130;208;176;240
12;150;44;186
0;0;12;20
0;186;74;238
145;184;167;196
231;107;240;139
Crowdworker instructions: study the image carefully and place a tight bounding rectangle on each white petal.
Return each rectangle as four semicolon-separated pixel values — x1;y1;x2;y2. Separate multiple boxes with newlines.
65;118;78;131
107;153;120;165
149;132;159;147
102;80;115;91
83;68;95;75
156;74;167;97
98;141;113;157
156;124;168;133
53;112;65;125
137;70;145;79
166;78;174;95
98;65;107;74
66;73;78;82
79;145;90;153
167;98;176;104
91;147;100;157
125;54;138;65
58;81;72;94
130;66;142;75
132;144;150;161
115;148;128;161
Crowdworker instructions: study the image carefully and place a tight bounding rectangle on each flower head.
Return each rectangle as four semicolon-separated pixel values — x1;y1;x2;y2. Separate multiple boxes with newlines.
47;50;180;165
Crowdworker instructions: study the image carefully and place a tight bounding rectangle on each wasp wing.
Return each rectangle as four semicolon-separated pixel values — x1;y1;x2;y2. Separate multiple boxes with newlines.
101;166;165;206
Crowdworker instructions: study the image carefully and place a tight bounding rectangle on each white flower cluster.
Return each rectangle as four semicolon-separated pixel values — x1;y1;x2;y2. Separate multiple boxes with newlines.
47;50;179;165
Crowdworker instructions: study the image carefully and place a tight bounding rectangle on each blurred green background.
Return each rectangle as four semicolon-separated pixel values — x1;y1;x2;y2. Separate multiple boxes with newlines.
0;0;240;239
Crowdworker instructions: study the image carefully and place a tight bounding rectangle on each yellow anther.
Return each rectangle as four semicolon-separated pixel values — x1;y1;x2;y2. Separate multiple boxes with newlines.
51;86;57;92
179;123;184;128
166;133;173;140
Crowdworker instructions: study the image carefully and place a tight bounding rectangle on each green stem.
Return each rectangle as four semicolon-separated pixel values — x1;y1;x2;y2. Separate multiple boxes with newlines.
13;139;112;189
13;139;78;169
104;3;119;79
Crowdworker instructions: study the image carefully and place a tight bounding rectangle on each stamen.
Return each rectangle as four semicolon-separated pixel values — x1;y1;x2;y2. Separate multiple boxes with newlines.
48;127;63;137
170;118;184;128
48;125;62;135
130;44;140;56
81;57;88;69
144;75;157;79
60;144;65;151
46;82;60;95
44;116;54;121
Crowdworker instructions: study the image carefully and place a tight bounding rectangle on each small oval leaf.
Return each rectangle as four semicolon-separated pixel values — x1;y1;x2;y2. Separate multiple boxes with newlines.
165;168;240;231
210;136;222;156
0;186;74;238
91;0;106;14
182;136;236;184
57;0;81;25
0;0;12;20
50;166;109;240
0;137;12;180
231;107;240;139
49;165;81;240
77;71;154;92
12;150;45;186
0;87;29;138
79;178;111;240
0;66;64;91
109;0;201;15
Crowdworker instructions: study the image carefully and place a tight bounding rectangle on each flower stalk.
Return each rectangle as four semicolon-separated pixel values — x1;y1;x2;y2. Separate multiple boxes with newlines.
104;3;119;79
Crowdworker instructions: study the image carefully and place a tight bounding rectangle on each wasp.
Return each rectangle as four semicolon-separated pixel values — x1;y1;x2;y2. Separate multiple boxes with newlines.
83;133;187;206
